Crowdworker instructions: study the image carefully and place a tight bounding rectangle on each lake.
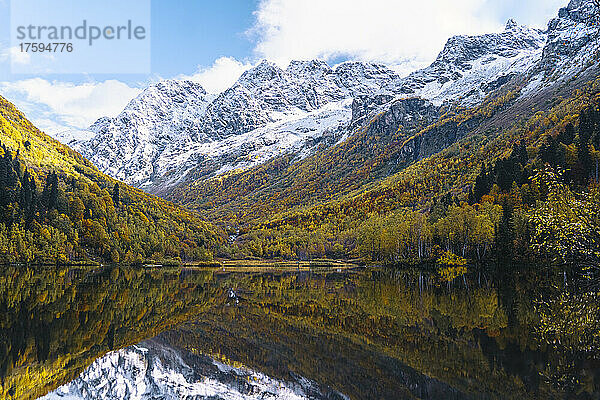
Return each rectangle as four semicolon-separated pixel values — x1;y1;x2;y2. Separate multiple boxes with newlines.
0;264;598;399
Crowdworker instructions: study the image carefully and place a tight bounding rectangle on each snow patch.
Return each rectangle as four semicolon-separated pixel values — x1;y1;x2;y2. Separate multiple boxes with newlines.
39;341;343;400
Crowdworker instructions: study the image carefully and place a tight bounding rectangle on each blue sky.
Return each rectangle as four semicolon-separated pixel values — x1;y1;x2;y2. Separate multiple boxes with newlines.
0;0;569;135
151;0;259;78
0;0;259;84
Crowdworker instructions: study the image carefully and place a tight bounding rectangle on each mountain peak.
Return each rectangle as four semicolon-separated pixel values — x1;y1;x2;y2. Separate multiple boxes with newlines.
435;21;545;66
287;59;330;68
151;79;207;95
558;0;600;23
333;61;399;80
238;60;284;85
121;79;208;116
505;19;518;31
286;59;332;77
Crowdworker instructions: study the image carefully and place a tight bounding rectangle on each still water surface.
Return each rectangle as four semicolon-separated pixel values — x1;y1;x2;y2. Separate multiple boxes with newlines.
0;265;598;399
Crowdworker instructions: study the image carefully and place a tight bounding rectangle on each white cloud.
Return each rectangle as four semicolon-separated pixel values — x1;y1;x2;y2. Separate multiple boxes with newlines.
250;0;564;71
0;79;141;134
9;46;31;65
0;46;31;66
186;56;253;93
30;118;71;135
251;0;499;69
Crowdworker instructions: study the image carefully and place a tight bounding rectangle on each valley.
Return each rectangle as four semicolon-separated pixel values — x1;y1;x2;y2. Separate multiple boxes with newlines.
2;1;600;399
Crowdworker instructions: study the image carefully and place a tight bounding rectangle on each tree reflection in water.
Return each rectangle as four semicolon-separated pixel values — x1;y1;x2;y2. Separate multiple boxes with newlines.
0;265;598;399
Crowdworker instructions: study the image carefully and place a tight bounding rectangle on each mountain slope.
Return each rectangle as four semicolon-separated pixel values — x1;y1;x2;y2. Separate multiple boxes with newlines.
72;21;548;194
160;0;600;262
396;19;546;106
70;80;213;191
43;339;347;400
168;0;599;219
0;95;224;263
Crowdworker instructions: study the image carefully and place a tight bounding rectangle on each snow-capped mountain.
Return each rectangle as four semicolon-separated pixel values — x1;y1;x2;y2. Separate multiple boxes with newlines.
70;80;213;190
40;340;347;400
72;60;400;191
397;19;546;106
199;60;399;138
70;0;600;193
523;0;600;94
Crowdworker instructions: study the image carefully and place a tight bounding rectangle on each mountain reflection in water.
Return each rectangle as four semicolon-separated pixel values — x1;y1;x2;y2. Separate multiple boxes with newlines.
0;265;598;399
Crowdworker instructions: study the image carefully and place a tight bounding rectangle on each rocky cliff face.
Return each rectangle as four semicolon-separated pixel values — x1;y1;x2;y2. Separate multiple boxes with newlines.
69;0;600;194
533;0;600;81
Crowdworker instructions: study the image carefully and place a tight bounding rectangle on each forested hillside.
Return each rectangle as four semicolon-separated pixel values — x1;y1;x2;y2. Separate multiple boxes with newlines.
3;72;597;266
169;86;520;222
144;0;600;266
184;72;600;265
0;95;225;264
2;0;600;267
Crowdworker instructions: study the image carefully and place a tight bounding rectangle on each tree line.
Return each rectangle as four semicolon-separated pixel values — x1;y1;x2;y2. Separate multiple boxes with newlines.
0;143;222;264
222;101;600;267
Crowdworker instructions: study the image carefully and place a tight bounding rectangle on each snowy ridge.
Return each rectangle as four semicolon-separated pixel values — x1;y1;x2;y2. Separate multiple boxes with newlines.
72;61;398;191
71;80;213;189
397;20;547;106
69;0;600;193
527;0;600;90
40;340;348;400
